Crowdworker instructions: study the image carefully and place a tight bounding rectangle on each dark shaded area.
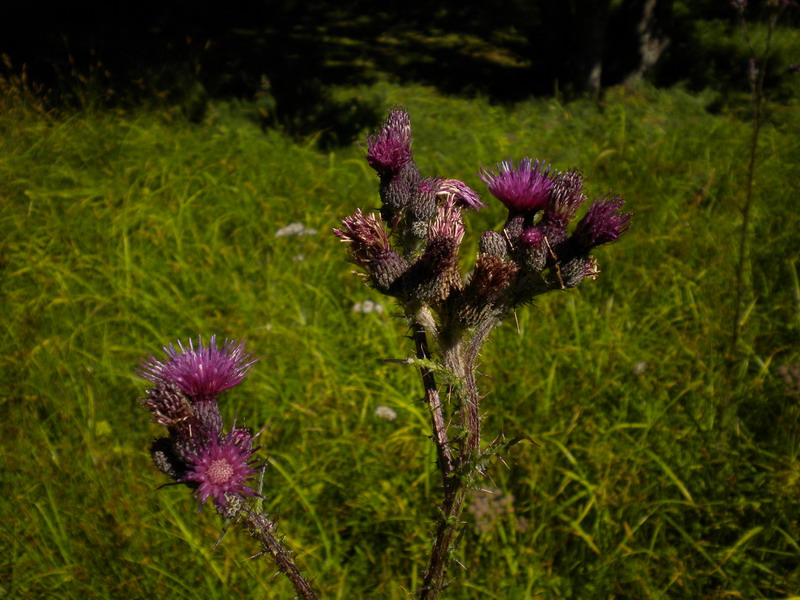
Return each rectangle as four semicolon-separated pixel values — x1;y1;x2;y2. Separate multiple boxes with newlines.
2;1;796;145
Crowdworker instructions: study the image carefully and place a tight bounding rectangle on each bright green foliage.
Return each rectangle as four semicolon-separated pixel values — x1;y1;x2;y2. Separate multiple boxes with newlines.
1;81;799;599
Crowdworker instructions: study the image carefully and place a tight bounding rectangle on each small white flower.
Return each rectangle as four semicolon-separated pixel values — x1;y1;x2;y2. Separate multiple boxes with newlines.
275;222;318;237
374;405;397;421
352;300;385;314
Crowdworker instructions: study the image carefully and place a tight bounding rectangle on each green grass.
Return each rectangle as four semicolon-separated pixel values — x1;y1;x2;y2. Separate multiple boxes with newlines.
1;80;799;599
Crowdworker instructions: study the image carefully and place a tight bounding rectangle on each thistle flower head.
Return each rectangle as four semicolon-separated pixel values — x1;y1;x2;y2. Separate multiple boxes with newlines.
437;179;485;210
182;430;259;508
141;380;193;427
366;109;413;176
384;108;412;139
334;210;409;294
138;336;259;400
546;170;586;223
559;255;600;288
334;209;392;261
428;201;465;246
479;158;555;215
574;197;633;249
471;254;518;299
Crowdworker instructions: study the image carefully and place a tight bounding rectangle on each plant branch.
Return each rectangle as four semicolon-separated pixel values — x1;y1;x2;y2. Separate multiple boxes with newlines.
412;318;455;482
418;483;469;600
238;502;320;600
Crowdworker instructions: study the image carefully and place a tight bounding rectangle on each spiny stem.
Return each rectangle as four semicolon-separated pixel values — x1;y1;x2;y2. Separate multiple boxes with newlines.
419;320;495;599
418;484;469;600
413;320;454;482
235;501;319;600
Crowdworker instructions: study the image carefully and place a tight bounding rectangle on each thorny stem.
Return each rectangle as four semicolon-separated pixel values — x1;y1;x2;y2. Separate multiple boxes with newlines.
460;318;496;456
235;500;320;600
418;484;469;600
413;319;455;483
418;318;496;600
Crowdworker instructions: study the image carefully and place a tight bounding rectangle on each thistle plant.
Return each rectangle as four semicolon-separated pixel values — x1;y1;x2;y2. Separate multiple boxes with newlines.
135;109;630;600
137;335;319;600
335;108;632;599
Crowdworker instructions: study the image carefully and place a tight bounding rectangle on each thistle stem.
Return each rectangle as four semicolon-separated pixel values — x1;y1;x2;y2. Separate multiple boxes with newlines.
239;503;320;600
418;484;469;600
419;321;494;599
413;320;454;481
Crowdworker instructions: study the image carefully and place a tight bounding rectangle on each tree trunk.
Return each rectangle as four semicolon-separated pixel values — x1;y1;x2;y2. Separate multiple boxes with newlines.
627;0;670;82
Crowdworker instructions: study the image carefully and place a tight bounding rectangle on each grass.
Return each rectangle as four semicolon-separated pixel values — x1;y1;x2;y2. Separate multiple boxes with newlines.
1;79;799;599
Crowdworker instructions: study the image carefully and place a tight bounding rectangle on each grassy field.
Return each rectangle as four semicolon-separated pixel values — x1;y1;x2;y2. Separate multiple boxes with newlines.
2;80;800;599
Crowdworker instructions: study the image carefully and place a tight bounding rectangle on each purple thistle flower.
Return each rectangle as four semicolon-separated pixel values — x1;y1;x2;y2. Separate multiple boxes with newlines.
437;179;486;210
334;209;393;258
546;170;586;223
574;197;632;249
138;336;259;400
334;210;409;294
182;430;259;508
479;158;555;215
366;109;413;176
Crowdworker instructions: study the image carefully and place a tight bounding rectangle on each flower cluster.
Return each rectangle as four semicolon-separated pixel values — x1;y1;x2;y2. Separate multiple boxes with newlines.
138;335;262;510
336;108;632;329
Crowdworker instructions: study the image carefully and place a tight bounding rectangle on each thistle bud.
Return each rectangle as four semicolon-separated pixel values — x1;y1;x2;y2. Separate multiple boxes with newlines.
519;227;548;271
407;178;441;238
150;437;185;480
334;210;410;294
457;254;518;326
558;255;600;288
171;397;224;461
141;381;193;428
400;203;465;302
479;231;508;258
573;196;632;250
545;170;586;224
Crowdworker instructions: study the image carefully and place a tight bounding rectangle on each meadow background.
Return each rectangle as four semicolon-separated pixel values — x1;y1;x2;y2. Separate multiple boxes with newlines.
2;4;800;599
